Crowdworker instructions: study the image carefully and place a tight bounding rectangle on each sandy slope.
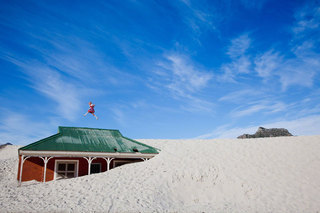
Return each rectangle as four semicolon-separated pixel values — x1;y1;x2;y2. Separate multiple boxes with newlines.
0;136;319;213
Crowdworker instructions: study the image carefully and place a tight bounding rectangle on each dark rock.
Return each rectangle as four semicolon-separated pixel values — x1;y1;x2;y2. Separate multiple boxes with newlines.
237;127;293;139
0;142;13;149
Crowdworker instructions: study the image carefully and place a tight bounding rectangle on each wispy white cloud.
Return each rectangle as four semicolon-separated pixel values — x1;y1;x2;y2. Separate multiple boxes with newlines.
0;111;57;145
253;44;320;90
0;21;144;121
0;0;140;88
152;53;213;96
150;53;214;112
230;101;288;117
227;34;251;58
197;124;257;139
219;34;252;82
29;67;83;121
110;107;127;126
220;56;251;82
254;50;282;78
292;4;320;37
27;36;137;87
179;96;215;113
231;104;267;117
278;56;319;90
1;55;85;121
176;0;216;36
257;3;320;89
166;54;213;93
220;5;320;90
218;89;261;102
221;88;320;124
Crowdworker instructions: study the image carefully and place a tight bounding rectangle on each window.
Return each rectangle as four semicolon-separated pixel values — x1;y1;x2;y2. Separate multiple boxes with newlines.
91;163;101;174
113;160;139;168
55;160;78;180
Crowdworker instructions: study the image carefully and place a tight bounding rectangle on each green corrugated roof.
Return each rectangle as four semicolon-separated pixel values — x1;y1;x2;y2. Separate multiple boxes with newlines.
19;126;159;154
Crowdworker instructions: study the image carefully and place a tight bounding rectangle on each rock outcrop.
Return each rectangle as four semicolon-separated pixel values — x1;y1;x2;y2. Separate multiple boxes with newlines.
237;127;293;139
0;143;13;149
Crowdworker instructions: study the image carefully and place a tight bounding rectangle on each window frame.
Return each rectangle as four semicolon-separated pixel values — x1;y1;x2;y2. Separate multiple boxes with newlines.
54;159;79;180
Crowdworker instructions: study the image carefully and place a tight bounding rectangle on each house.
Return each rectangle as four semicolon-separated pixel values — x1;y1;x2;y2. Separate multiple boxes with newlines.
17;126;159;184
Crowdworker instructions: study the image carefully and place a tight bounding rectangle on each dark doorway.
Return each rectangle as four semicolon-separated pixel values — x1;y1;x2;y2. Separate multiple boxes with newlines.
91;163;101;174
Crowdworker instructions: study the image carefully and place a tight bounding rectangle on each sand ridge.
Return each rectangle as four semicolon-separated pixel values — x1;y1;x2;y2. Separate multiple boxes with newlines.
0;136;320;212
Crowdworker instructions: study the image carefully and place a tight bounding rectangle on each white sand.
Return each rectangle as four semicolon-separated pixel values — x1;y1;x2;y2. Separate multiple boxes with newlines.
0;136;320;213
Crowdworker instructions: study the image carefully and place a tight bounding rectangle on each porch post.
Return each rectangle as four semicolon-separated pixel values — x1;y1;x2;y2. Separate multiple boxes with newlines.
40;156;53;182
83;157;96;175
19;155;24;186
102;157;114;171
19;155;31;186
107;158;114;171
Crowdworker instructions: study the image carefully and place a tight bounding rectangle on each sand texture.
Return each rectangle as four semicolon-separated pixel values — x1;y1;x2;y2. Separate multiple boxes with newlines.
0;136;320;212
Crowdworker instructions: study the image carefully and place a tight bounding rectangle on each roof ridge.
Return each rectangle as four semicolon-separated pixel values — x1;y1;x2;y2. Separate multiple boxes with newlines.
58;126;120;132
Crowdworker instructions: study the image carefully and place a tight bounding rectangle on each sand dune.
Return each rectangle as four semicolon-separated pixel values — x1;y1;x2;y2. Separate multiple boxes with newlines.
0;136;320;212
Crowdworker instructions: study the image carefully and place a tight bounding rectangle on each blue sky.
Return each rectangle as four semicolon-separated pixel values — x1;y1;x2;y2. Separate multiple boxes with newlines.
1;0;320;144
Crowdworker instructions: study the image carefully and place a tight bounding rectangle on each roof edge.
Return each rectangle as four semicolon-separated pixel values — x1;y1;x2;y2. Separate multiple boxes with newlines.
19;150;158;158
58;126;122;133
19;133;61;151
122;136;159;153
